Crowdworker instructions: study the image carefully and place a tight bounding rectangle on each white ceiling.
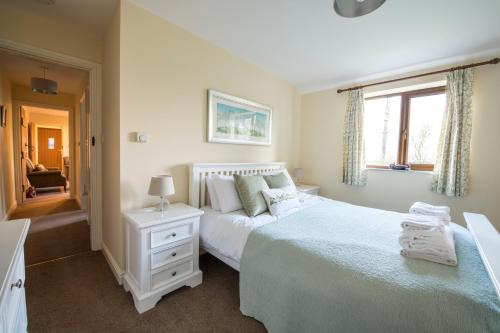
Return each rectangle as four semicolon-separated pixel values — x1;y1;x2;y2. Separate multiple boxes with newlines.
131;0;500;92
0;49;88;95
1;0;119;35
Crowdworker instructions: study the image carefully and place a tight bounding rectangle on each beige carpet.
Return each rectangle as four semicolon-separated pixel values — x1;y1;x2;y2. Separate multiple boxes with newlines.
10;198;90;265
10;197;80;219
26;252;266;333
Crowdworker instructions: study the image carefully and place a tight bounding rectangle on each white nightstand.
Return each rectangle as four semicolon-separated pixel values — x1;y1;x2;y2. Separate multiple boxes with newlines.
123;203;204;313
296;184;320;195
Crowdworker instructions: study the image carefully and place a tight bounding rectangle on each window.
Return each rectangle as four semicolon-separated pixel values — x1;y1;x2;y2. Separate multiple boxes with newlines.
48;137;55;150
364;87;446;171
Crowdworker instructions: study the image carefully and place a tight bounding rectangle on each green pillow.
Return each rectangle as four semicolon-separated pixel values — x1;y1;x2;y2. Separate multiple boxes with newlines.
233;174;269;217
263;172;291;189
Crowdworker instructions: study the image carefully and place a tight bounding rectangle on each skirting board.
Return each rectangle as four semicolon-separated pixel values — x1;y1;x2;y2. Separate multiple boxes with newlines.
102;243;124;285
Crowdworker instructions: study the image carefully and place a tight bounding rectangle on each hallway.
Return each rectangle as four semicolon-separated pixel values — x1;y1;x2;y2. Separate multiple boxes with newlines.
10;197;90;266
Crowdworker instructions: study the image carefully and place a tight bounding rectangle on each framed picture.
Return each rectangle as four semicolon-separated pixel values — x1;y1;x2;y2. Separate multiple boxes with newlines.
208;90;272;146
0;105;6;128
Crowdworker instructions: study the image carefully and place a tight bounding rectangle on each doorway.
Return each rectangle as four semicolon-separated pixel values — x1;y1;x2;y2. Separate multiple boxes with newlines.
0;39;102;253
21;106;71;201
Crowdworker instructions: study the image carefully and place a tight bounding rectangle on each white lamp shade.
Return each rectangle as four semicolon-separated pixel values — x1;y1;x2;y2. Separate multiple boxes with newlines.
293;168;304;182
148;175;175;197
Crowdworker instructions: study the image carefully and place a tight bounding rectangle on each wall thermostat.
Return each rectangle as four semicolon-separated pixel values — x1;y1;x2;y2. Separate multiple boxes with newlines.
135;132;148;143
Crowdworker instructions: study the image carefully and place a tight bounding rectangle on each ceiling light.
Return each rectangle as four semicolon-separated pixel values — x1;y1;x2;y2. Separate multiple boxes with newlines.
31;66;58;95
333;0;386;18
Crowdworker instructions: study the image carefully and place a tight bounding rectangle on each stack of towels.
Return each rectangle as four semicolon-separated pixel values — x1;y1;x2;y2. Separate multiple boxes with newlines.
399;202;457;266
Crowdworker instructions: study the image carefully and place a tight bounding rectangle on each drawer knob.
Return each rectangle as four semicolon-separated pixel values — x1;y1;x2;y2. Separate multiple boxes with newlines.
171;271;177;277
172;232;177;237
172;252;177;257
11;279;22;290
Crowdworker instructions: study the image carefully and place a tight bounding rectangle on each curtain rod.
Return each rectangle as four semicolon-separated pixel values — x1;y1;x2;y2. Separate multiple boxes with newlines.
337;57;500;94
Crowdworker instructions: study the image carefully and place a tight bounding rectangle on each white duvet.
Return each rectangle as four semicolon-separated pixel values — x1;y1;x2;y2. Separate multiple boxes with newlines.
200;193;324;263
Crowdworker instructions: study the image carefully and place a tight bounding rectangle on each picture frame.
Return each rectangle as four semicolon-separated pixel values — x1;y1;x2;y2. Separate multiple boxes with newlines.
0;105;6;128
208;90;272;146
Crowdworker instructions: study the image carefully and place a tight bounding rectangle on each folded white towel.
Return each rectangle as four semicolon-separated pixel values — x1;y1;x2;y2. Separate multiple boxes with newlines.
409;202;451;221
399;227;455;252
399;226;457;266
401;249;457;266
400;214;449;231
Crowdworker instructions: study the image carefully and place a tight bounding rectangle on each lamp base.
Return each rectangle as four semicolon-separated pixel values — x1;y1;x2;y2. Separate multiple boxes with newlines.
157;197;170;212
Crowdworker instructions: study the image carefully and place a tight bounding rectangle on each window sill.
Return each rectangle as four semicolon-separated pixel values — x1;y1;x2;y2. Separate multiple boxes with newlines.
366;168;433;175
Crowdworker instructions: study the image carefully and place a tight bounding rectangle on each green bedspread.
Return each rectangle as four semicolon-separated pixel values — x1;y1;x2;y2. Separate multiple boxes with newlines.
240;199;500;333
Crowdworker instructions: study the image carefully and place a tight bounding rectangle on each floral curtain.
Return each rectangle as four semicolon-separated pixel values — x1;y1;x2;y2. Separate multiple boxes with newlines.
343;89;367;186
432;68;473;197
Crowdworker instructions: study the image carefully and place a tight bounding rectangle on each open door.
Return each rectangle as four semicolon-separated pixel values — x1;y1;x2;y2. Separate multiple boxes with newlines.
20;107;28;202
80;90;91;214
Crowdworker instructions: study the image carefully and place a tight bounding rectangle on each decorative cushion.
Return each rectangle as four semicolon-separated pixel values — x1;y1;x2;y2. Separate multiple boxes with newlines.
211;174;243;213
35;164;48;171
26;158;35;173
262;169;297;193
261;188;301;216
206;175;221;211
264;172;291;188
233;174;269;217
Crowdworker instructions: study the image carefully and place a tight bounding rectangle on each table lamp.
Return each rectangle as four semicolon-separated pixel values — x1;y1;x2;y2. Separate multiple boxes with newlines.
148;175;175;212
293;168;304;185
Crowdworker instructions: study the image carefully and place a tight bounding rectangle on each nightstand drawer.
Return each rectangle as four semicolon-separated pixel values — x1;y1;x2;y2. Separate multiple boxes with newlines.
151;241;193;270
150;221;193;249
151;260;193;290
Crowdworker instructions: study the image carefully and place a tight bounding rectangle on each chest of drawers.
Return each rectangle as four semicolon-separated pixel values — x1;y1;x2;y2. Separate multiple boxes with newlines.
123;203;203;313
0;219;30;333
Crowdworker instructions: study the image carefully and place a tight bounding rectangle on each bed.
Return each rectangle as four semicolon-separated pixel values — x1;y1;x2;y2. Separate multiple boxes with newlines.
189;163;500;333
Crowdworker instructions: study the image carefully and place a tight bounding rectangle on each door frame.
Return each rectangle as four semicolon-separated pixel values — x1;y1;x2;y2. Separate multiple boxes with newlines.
1;38;103;251
13;102;73;200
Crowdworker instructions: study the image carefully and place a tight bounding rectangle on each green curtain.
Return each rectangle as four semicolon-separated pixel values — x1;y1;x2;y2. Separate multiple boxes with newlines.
432;68;473;197
343;89;367;186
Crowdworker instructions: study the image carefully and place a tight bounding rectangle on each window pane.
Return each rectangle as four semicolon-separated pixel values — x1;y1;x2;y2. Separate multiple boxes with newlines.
407;93;446;165
48;137;55;150
364;96;401;166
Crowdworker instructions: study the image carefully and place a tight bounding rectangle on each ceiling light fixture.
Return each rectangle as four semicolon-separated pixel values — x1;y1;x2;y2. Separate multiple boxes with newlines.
31;66;58;95
333;0;386;18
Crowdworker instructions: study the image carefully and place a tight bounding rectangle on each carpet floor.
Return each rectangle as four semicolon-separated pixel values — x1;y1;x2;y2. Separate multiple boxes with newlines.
26;252;266;333
10;198;90;265
10;197;80;219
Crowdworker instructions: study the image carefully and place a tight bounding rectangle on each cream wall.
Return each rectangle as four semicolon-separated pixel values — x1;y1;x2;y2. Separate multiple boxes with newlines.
102;3;122;267
0;69;15;220
100;1;301;268
299;63;500;230
0;2;102;63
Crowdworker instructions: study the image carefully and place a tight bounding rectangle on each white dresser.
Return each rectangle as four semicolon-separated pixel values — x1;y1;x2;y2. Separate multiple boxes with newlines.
0;219;30;333
123;203;204;313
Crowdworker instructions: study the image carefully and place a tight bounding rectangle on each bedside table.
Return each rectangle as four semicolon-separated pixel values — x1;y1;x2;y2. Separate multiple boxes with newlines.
123;203;204;313
296;184;320;195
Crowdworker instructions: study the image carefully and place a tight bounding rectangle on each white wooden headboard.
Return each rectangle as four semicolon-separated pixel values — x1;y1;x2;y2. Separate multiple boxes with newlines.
189;162;286;208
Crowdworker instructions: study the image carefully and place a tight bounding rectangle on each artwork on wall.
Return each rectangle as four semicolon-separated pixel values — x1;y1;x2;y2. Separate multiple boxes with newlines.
0;105;6;128
208;90;272;146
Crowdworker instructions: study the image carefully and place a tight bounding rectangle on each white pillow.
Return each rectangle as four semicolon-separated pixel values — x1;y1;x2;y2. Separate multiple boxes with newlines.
211;175;243;213
261;188;301;216
206;175;220;210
